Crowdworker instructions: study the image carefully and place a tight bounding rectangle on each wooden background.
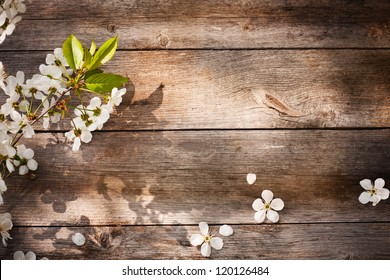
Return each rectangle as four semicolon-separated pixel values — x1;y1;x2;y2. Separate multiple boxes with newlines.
1;0;390;259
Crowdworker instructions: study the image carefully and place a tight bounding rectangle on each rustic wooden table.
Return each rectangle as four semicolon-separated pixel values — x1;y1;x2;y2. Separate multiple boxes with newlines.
1;0;390;259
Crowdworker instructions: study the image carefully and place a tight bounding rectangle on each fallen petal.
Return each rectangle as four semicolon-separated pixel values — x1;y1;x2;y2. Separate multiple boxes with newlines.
246;173;256;185
72;233;86;246
219;225;233;236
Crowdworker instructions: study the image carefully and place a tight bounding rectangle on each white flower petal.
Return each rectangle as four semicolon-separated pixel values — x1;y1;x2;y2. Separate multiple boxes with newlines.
374;178;385;189
200;243;211;257
358;191;371;204
199;222;209;236
1;218;13;231
210;237;223;250
25;251;36;260
27;159;38;171
254;210;266;223
246;173;256;185
219;225;233;237
359;179;372;190
267;209;280;223
18;165;28;175
261;190;274;203
377;188;389;200
72;137;81;151
252;198;264;211
371;195;381;206
23;148;34;159
271;198;284;211
190;234;204;246
72;233;86;246
81;130;92;143
13;251;25;260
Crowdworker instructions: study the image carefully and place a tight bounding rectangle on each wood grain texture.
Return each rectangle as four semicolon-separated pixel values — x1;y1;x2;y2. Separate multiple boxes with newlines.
1;131;389;226
1;50;389;130
1;0;389;49
1;223;389;259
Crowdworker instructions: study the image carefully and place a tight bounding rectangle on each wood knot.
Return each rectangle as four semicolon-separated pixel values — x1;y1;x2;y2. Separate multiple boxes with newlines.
157;33;170;48
107;24;117;34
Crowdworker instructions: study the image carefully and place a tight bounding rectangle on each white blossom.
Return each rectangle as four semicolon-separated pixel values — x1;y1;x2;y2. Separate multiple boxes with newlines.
13;250;48;260
13;144;38;175
65;117;93;151
9;110;34;138
190;222;223;257
46;48;69;69
103;87;126;113
359;178;389;206
252;190;284;223
0;0;26;44
0;177;7;205
0;61;6;92
39;64;62;79
42;97;61;129
0;212;12;246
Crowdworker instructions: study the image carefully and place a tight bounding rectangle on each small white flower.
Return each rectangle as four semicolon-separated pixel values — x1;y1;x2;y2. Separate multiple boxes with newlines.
46;48;68;68
359;178;389;206
42;97;61;129
10;110;35;138
0;12;22;44
252;190;284;223
39;64;62;79
246;173;256;185
103;87;126;113
13;144;38;175
0;177;7;205
65;118;93;152
72;232;85;246
190;222;223;257
13;251;36;260
0;212;13;246
0;61;6;92
219;225;233;236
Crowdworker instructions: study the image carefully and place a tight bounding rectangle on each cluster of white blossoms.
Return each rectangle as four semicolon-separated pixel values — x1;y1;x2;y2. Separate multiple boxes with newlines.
65;87;126;151
0;34;127;250
0;0;25;44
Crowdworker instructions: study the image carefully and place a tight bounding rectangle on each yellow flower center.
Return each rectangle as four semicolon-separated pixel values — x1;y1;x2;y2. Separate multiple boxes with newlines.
264;203;271;210
203;235;211;243
369;189;377;196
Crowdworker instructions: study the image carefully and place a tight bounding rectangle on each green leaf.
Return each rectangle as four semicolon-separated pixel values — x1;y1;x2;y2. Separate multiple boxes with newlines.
62;34;84;71
83;47;92;68
89;36;118;70
85;73;128;93
89;39;97;55
84;68;103;80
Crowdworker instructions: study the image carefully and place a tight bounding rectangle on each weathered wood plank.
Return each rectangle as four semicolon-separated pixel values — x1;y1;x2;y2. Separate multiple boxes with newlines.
1;50;389;130
23;0;390;20
2;15;389;50
1;131;389;226
1;223;389;259
3;0;388;49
